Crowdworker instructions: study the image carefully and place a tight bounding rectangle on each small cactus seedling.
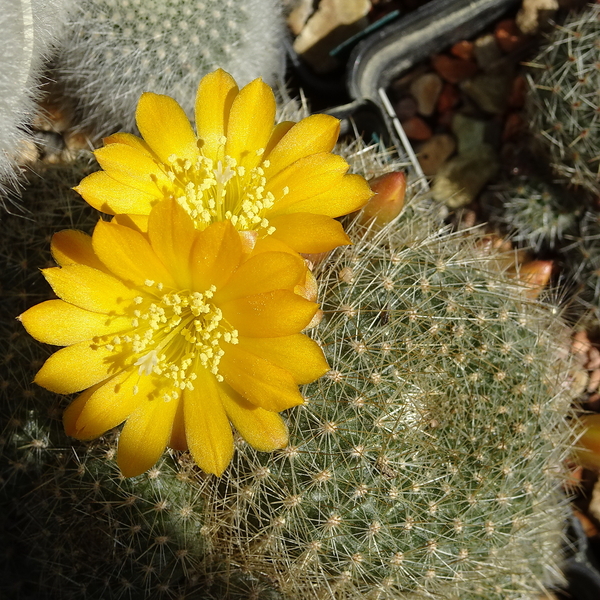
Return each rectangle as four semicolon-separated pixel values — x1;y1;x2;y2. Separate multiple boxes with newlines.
485;174;578;252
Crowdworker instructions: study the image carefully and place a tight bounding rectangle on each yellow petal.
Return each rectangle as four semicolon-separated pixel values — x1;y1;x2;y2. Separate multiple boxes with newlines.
42;264;137;314
275;173;373;218
117;394;180;477
136;92;200;164
169;398;188;451
195;69;239;161
264;114;340;178
216;251;306;304
147;199;196;289
265;152;349;213
103;132;156;157
34;342;124;394
219;383;288;451
94;143;171;197
225;77;276;170
190;220;242;291
75;171;158;215
65;369;150;440
184;369;234;476
219;344;304;412
111;213;149;234
264;121;295;157
63;381;104;437
92;220;177;289
221;290;317;337
269;213;351;253
237;334;329;385
51;229;107;270
19;300;132;346
250;235;300;257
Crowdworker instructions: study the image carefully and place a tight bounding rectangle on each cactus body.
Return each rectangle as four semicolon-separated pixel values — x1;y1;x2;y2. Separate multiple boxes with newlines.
54;0;286;135
0;0;71;198
486;174;578;252
1;146;576;598
526;4;600;195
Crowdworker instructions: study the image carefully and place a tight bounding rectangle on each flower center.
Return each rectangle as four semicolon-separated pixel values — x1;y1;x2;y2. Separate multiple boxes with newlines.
103;281;238;401
158;143;284;234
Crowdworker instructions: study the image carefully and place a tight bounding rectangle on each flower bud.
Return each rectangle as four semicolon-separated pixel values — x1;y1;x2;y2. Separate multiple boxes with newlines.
358;171;406;228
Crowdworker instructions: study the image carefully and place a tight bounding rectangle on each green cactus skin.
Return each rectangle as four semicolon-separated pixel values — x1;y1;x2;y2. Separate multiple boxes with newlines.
1;146;577;599
486;174;579;252
54;0;286;136
526;3;600;195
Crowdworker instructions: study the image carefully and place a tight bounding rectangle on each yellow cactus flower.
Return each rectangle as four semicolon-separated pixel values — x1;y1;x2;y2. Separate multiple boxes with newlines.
75;68;372;254
19;199;329;478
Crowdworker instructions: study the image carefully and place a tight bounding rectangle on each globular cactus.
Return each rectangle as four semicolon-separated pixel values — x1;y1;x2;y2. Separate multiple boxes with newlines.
54;0;287;136
1;140;577;599
485;174;579;252
193;209;575;600
525;3;600;196
0;0;72;199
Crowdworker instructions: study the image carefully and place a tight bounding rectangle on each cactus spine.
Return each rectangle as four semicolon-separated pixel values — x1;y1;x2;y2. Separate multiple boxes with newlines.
526;3;600;195
486;174;579;252
54;0;286;135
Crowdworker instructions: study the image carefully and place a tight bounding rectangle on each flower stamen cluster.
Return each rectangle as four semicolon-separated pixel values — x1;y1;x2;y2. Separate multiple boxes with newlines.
19;68;374;478
163;146;279;234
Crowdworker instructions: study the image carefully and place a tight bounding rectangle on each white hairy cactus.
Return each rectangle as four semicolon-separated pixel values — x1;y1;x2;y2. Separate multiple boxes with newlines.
54;0;287;136
0;0;71;200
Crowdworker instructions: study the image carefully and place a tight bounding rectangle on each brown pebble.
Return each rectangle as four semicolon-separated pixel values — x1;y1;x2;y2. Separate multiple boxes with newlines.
417;134;456;176
573;509;598;537
33;101;71;133
437;110;455;128
409;72;443;117
401;116;432;141
14;138;39;166
394;96;418;121
450;40;474;61
436;83;460;113
508;75;527;108
494;19;528;53
431;54;478;84
587;347;600;370
64;129;94;151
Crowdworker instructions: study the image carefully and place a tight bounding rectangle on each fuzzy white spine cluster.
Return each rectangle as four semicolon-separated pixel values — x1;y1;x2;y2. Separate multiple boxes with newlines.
0;0;71;200
54;0;287;136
